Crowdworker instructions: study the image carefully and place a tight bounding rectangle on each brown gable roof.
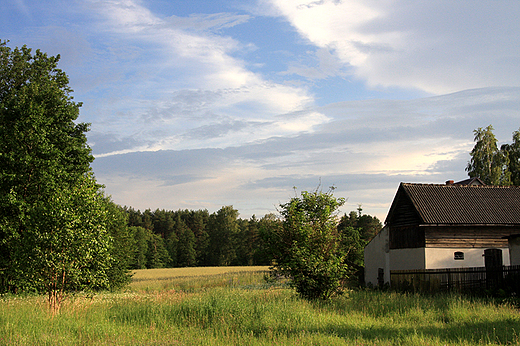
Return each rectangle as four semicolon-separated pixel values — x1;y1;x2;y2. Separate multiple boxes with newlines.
386;183;520;225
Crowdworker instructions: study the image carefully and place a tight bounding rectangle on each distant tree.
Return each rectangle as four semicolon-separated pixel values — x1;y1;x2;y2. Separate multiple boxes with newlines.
175;215;196;267
129;226;150;269
207;206;239;266
339;206;382;242
266;187;348;300
184;209;210;266
152;209;175;239
466;125;511;185
146;233;170;269
257;213;282;265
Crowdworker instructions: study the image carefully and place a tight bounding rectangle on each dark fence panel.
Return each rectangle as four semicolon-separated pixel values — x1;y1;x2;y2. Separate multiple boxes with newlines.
390;265;520;294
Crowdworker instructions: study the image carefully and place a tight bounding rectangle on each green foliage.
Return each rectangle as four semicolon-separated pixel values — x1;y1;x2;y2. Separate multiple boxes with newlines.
0;41;127;311
207;206;240;266
129;226;150;269
466;125;512;185
104;200;134;290
11;174;113;312
0;41;138;312
266;187;348;300
175;214;196;267
146;233;171;269
501;129;520;186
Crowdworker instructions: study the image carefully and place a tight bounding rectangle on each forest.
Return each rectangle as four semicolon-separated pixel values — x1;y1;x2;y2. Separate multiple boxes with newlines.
119;205;381;270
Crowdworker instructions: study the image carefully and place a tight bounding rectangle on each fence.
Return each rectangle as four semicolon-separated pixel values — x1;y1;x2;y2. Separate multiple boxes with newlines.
390;265;520;294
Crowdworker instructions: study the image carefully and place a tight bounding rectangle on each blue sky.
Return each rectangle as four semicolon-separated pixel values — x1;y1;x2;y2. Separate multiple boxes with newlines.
3;0;520;221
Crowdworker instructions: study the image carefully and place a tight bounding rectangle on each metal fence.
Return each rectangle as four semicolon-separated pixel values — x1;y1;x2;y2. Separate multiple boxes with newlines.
390;265;520;294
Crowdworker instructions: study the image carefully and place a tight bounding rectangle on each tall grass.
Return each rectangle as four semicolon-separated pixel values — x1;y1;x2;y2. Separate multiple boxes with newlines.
1;268;519;345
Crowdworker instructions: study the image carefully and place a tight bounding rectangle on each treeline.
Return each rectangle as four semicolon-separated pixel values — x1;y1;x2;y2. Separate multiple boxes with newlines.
118;205;381;270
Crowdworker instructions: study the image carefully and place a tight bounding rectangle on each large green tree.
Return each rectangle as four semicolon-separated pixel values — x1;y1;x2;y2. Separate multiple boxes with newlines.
266;187;348;300
0;41;117;310
466;125;511;185
501;129;520;186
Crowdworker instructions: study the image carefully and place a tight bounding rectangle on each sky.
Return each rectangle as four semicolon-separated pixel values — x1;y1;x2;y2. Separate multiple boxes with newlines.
2;0;520;221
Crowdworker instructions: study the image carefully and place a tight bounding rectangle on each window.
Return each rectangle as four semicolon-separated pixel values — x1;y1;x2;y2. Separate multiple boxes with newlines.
454;251;464;260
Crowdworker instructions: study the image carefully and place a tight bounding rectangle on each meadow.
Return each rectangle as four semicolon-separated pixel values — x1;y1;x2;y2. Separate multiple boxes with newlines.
1;266;520;345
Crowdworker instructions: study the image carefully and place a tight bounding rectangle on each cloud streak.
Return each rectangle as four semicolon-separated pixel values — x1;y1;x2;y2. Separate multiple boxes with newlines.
92;87;520;220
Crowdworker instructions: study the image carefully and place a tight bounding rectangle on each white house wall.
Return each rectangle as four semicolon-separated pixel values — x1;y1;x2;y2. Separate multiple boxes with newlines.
364;226;389;287
425;247;510;269
389;248;426;272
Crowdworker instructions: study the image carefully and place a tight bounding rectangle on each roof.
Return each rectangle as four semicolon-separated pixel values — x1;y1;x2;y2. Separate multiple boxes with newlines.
386;182;520;225
452;177;485;186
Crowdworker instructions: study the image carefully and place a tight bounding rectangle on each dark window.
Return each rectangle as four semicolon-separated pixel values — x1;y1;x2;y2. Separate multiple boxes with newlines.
454;251;464;260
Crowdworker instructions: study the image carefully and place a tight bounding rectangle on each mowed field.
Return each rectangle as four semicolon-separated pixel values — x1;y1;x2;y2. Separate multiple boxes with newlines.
1;267;520;345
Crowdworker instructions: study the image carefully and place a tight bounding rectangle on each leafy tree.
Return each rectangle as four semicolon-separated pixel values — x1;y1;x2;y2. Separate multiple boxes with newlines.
104;199;134;290
257;213;282;265
0;42;116;310
186;210;210;266
338;206;382;241
175;214;196;267
207;206;239;266
129;226;150;269
12;174;112;313
266;187;348;300
466;125;511;185
501;128;520;186
146;233;170;269
152;209;175;239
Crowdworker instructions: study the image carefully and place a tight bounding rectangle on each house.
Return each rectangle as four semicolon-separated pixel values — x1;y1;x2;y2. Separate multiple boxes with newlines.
364;179;520;287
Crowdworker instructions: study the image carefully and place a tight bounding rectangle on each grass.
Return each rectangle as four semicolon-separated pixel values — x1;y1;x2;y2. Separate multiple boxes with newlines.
1;267;520;345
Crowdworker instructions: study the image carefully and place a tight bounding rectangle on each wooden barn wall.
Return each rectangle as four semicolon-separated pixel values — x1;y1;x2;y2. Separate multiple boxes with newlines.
390;225;425;249
388;192;422;227
424;226;519;248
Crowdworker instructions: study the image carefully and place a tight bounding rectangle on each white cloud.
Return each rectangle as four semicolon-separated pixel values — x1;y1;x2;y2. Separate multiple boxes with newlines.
83;0;321;156
266;0;520;94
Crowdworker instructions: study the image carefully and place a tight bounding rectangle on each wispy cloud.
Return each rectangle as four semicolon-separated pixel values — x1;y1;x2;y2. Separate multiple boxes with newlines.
82;0;321;156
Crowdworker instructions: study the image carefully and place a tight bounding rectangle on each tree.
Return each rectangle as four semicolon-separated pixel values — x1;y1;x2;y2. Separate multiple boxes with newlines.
129;226;150;269
266;187;348;300
0;41;115;311
466;125;511;185
501;129;520;186
104;199;134;290
207;206;239;266
13;174;112;313
175;214;196;267
146;233;171;269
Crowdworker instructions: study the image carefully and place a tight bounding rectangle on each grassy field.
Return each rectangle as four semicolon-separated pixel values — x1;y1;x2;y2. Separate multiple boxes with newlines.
1;267;520;345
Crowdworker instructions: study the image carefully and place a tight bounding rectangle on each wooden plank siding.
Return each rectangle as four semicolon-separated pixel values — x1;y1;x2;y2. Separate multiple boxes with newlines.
389;225;425;249
423;225;518;248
